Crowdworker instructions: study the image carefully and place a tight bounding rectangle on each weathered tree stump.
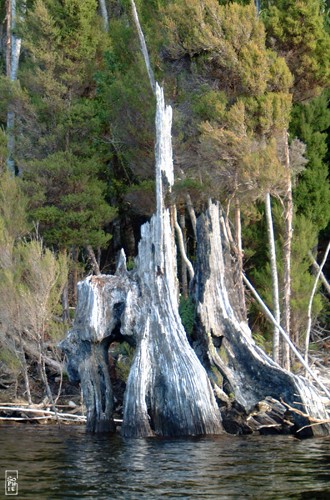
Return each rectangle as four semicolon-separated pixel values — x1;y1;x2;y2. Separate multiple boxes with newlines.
59;268;135;433
193;201;330;437
60;85;223;437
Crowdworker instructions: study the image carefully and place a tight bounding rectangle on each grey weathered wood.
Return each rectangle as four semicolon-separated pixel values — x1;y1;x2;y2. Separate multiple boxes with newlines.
59;85;223;437
59;268;135;433
193;201;330;437
121;84;223;437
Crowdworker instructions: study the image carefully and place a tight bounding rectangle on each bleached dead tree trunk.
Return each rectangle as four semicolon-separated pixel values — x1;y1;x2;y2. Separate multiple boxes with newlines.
98;0;109;31
174;205;194;284
129;0;155;94
234;197;247;317
6;0;24;175
265;192;281;364
308;250;330;295
305;241;330;371
281;132;293;370
185;193;197;238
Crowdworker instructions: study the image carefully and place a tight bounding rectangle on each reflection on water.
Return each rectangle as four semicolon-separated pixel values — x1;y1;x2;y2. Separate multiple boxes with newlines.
0;425;329;499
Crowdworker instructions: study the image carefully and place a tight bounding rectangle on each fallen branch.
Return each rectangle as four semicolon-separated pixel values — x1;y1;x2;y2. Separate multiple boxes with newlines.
0;416;60;422
0;405;123;424
280;399;330;434
0;405;86;421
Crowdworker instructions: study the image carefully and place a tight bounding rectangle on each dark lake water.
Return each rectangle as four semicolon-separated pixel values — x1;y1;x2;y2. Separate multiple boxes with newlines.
0;425;329;499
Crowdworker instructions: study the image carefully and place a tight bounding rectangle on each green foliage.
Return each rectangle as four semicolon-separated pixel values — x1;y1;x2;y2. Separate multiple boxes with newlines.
0;128;7;173
0;172;30;241
244;92;292;135
263;0;330;101
0;348;21;372
95;42;156;182
290;92;330;231
110;342;135;382
191;88;227;122
22;151;116;249
179;296;195;337
0;172;68;380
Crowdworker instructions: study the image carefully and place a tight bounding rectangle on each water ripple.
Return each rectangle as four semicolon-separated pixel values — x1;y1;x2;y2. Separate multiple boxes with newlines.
0;426;329;499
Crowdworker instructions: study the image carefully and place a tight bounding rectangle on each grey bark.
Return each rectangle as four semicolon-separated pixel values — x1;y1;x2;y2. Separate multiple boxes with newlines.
130;0;155;94
120;84;223;437
193;201;330;437
281;132;292;370
185;193;197;238
98;0;109;31
305;241;330;371
59;85;223;437
6;0;24;175
86;245;101;276
308;251;330;295
265;192;281;364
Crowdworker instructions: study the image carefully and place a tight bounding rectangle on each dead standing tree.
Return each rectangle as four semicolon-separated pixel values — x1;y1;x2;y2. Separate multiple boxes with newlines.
59;84;224;437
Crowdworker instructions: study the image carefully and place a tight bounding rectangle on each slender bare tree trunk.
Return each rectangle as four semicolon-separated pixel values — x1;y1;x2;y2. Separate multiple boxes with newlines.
173;205;194;286
18;335;32;405
179;209;188;297
308;251;330;295
86;245;101;275
5;0;12;78
70;247;79;305
61;284;70;322
234;197;247;318
265;192;281;364
98;0;109;31
305;241;330;373
185;193;197;239
130;0;155;93
6;0;24;175
281;133;292;371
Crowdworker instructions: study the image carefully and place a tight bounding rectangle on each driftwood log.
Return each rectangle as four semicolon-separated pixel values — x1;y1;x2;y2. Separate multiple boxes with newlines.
59;83;329;438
